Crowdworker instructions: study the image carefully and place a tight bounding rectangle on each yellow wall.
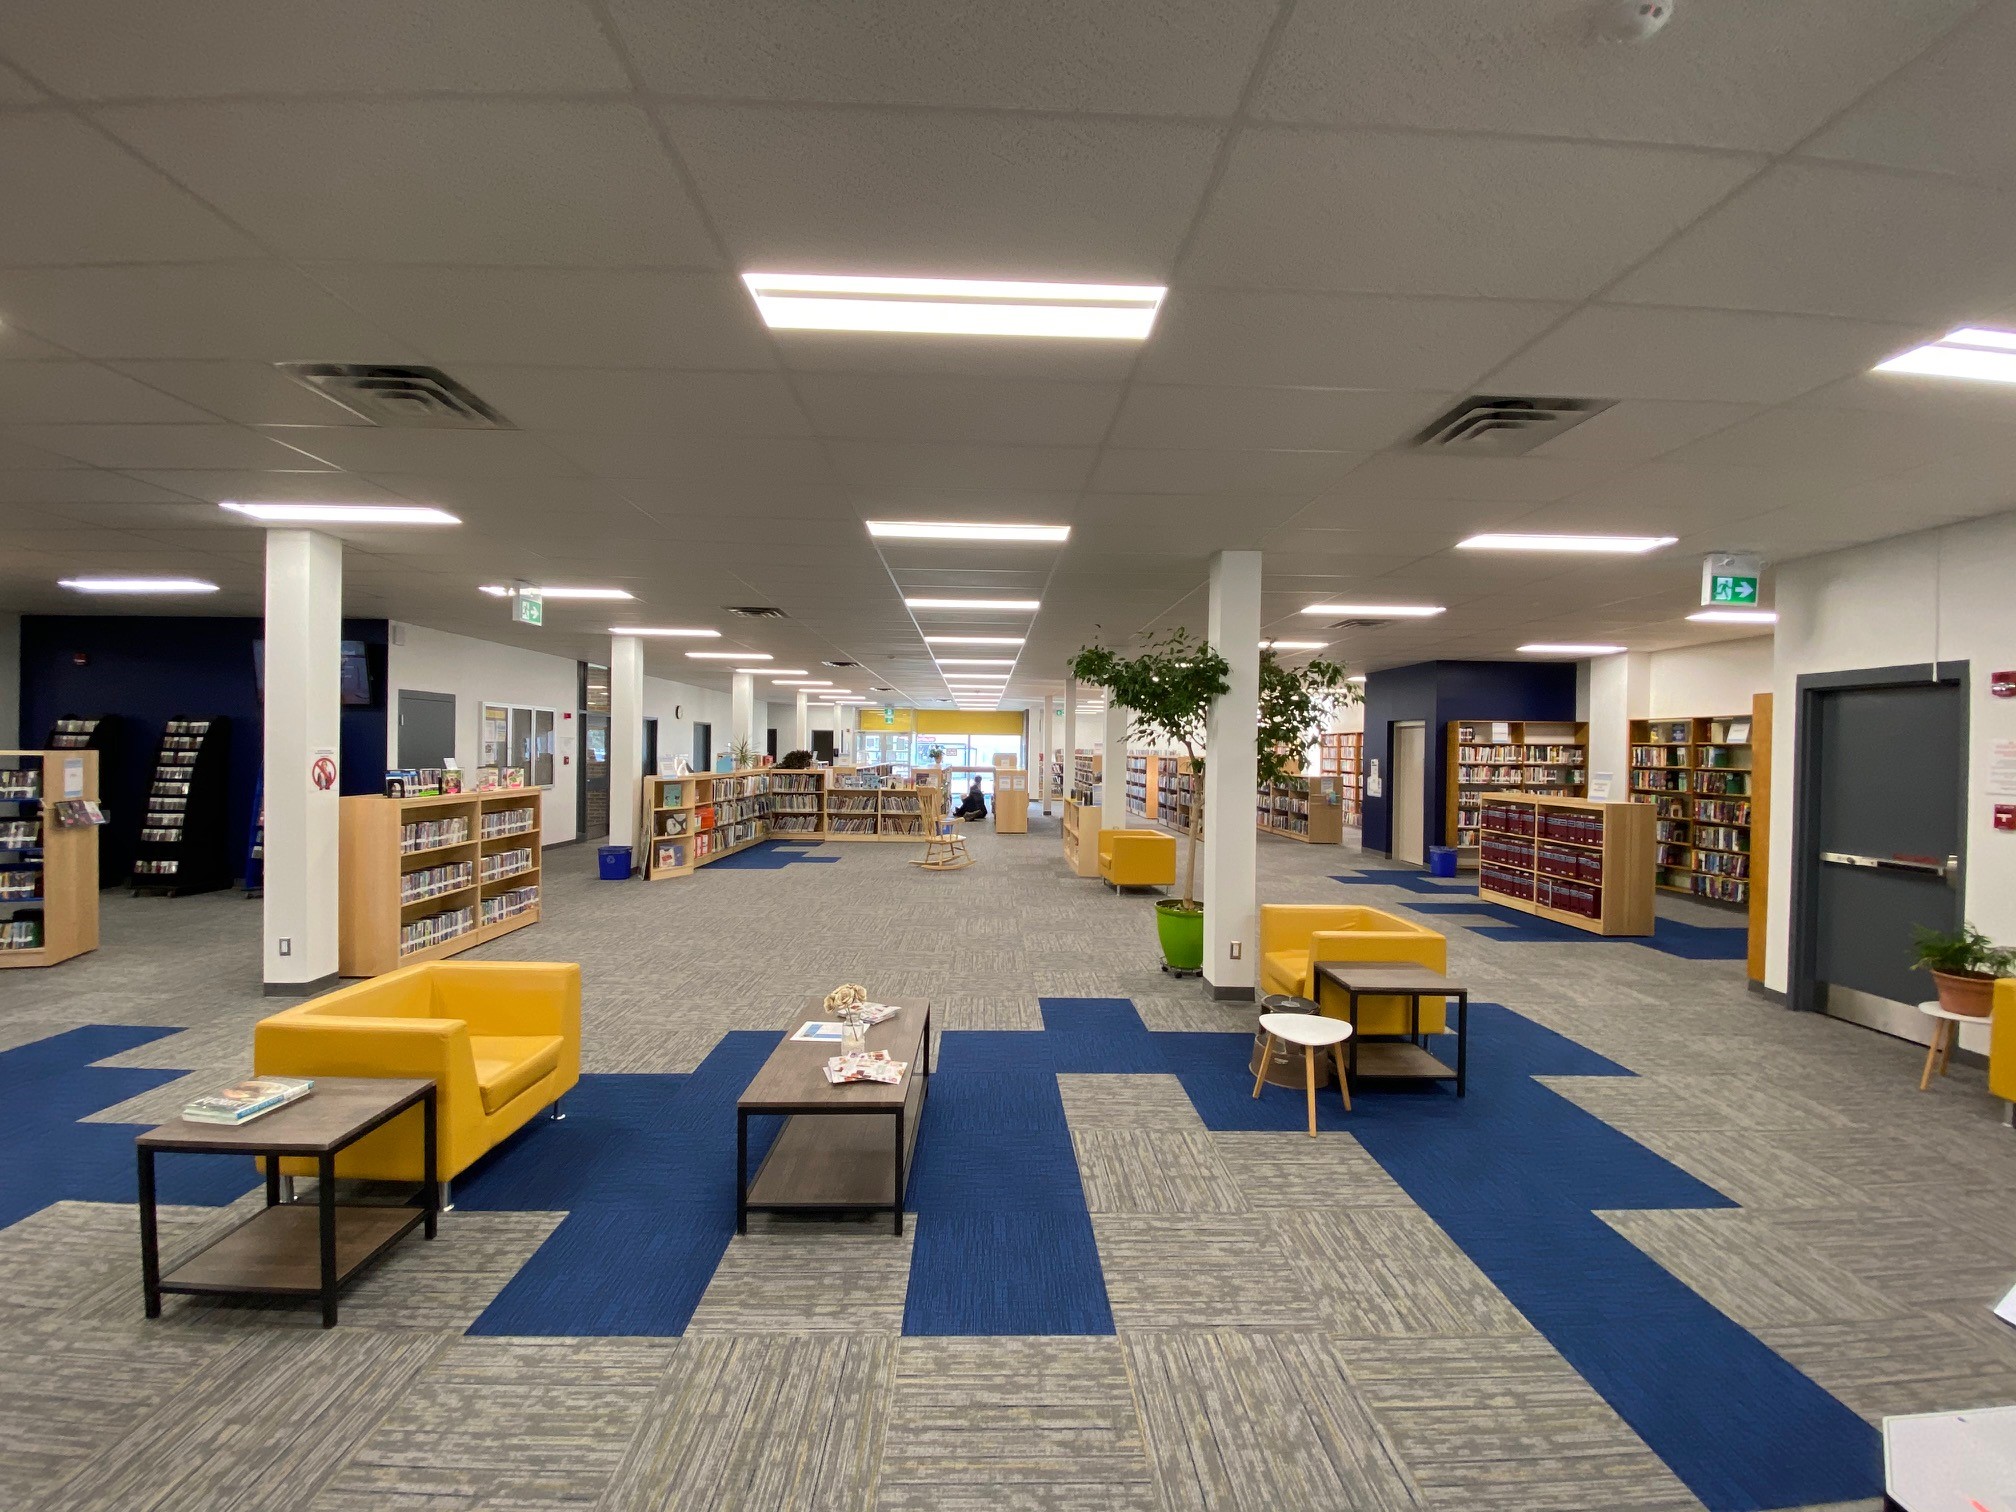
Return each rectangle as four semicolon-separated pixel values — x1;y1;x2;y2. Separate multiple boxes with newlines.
856;709;1024;736
858;707;914;732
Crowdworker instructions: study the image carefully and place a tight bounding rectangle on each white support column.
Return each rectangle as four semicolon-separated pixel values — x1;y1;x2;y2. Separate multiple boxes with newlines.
1063;675;1078;799
608;634;644;856
1043;694;1061;813
262;529;342;992
1204;550;1262;999
1101;701;1129;833
794;691;810;752
730;672;756;757
1585;651;1649;800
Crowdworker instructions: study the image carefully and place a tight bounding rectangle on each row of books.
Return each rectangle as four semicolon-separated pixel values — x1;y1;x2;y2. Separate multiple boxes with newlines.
1693;799;1751;825
770;814;820;834
828;814;878;835
134;858;180;876
400;860;474;904
1479;833;1531;870
480;885;538;927
479;847;535;882
479;808;536;839
0;771;40;799
0;918;40;950
1695;771;1748;796
1697;850;1750;879
769;774;821;793
1537;842;1603;884
829;794;878;813
1694;825;1748;854
400;904;475;956
1632;745;1691;768
0;870;39;899
0;821;39;848
400;815;470;852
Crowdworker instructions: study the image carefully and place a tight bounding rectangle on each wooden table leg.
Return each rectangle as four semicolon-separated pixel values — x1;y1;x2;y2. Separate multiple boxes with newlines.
1919;1027;1942;1091
1251;1033;1274;1099
1330;1044;1352;1113
1304;1044;1318;1138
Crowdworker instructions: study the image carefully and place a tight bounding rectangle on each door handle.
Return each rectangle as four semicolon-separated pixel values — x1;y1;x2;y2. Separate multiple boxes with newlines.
1819;850;1954;878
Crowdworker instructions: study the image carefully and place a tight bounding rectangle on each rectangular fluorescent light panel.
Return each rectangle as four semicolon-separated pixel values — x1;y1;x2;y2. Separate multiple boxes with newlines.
1687;609;1777;625
935;658;1017;667
610;627;720;638
1459;534;1675;554
906;597;1041;611
771;678;831;685
1301;603;1445;618
925;636;1025;646
686;651;771;660
480;585;633;600
1260;640;1328;650
868;521;1070;543
739;666;800;674
60;576;218;594
743;273;1164;341
221;501;460;525
1518;643;1627;655
1875;327;2016;384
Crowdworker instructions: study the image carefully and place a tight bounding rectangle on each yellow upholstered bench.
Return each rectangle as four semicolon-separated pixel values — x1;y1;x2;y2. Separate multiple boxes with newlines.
254;961;580;1192
1992;979;2016;1126
1100;828;1178;891
1258;904;1448;1038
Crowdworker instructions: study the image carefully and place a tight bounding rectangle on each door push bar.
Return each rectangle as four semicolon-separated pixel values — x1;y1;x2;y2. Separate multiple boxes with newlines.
1819;850;1959;879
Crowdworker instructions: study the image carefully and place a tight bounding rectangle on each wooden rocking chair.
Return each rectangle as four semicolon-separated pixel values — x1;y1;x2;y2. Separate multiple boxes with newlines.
911;817;975;871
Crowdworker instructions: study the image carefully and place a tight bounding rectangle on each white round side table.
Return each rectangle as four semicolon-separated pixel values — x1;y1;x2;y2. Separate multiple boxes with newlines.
1916;1001;1981;1092
1252;1012;1354;1136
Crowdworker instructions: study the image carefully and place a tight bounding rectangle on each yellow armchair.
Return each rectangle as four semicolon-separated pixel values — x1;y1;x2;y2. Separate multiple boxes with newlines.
1100;828;1178;890
254;961;581;1184
1258;904;1448;1037
1991;979;2016;1123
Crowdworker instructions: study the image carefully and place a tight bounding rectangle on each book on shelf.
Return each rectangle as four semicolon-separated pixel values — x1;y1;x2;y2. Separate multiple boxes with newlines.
182;1076;313;1125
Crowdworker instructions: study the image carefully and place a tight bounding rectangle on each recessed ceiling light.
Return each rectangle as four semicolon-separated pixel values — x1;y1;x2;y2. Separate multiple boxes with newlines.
1347;675;1366;685
221;501;459;525
609;626;721;638
944;674;1011;682
686;651;771;660
772;678;831;685
1301;603;1446;618
59;576;218;595
906;597;1041;611
935;658;1018;667
867;520;1070;543
1874;327;2016;384
1687;609;1778;625
925;636;1025;646
743;273;1165;341
1459;533;1675;554
1260;640;1329;650
479;585;633;600
1518;643;1628;655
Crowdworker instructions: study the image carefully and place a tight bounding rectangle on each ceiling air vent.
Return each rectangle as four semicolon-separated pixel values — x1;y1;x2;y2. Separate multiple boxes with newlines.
275;363;513;430
823;659;859;669
1409;395;1612;457
1327;618;1393;631
726;606;787;619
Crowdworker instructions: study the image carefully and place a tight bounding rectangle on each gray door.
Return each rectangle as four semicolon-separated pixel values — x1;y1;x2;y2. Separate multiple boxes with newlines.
1801;673;1964;1027
693;721;712;771
1392;722;1426;866
642;718;659;780
397;690;456;768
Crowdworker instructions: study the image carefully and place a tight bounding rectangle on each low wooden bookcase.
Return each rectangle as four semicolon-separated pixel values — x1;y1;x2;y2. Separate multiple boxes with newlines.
1474;792;1654;937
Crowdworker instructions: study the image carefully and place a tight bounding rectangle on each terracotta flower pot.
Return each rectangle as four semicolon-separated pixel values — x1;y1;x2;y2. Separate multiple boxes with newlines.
1930;968;1997;1018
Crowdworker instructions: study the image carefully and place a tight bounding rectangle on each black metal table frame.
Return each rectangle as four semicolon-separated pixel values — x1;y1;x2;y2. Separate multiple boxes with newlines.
737;1004;932;1237
138;1083;438;1328
1321;970;1469;1097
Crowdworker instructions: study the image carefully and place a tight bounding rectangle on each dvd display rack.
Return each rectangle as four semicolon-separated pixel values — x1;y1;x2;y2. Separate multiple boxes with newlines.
0;750;100;968
1629;714;1754;904
1256;775;1344;844
1445;719;1588;860
338;791;541;976
1319;731;1364;828
131;716;233;895
1475;792;1653;936
46;715;126;885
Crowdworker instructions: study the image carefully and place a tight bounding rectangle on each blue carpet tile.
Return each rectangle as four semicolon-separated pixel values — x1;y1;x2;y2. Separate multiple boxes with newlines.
1329;869;1473;895
1340;883;1749;960
0;1025;258;1228
697;840;839;870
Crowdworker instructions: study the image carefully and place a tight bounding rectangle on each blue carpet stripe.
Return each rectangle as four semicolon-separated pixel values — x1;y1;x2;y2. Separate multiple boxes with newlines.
698;840;839;870
1334;874;1748;959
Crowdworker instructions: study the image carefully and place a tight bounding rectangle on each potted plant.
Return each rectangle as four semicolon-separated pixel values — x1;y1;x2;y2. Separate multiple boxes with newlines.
1258;648;1358;791
1910;921;2013;1017
729;737;758;771
776;749;815;770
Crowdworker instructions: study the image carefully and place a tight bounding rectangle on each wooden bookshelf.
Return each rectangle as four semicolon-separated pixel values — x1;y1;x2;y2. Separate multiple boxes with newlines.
0;749;99;968
1629;714;1754;905
1319;731;1364;828
338;790;541;976
1475;793;1654;936
993;769;1029;834
646;768;792;877
1124;753;1157;822
1156;756;1199;837
1445;719;1588;862
1071;752;1101;806
1256;775;1344;844
1061;797;1103;878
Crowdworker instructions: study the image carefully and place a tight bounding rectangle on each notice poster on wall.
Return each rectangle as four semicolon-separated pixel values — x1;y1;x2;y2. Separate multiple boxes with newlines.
1989;739;2016;799
1588;772;1614;800
62;756;84;798
1366;759;1383;798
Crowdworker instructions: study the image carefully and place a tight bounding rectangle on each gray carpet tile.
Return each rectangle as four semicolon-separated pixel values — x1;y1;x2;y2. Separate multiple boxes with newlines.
1056;1073;1207;1131
1752;1311;2016;1424
1598;1209;1903;1328
1072;1129;1247;1215
1278;1208;1533;1339
1092;1214;1318;1331
687;1224;917;1335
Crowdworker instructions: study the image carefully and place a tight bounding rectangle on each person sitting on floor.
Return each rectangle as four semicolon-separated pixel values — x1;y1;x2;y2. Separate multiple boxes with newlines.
952;778;988;822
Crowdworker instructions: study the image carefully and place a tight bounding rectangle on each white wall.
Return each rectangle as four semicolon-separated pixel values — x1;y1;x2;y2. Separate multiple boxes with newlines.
387;623;581;845
0;612;17;748
1585;652;1648;799
1648;638;1772;716
1768;512;2016;1024
641;674;731;770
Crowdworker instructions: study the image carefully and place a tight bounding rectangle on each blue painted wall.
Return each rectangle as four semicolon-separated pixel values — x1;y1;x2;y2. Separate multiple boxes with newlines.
1361;660;1579;857
19;616;388;883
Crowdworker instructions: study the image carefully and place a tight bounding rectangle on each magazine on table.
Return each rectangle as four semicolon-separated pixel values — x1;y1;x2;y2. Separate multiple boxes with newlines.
855;1002;900;1026
181;1076;314;1125
824;1050;907;1086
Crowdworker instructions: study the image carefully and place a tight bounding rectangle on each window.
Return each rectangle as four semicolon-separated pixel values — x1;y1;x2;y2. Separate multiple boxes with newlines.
482;702;557;787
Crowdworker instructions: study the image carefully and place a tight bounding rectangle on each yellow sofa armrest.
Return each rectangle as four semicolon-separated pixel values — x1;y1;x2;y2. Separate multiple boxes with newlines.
1990;979;2016;1104
427;962;580;1036
1098;830;1117;864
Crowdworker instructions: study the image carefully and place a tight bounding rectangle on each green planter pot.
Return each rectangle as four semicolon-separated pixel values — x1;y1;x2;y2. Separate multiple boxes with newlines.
1155;900;1205;972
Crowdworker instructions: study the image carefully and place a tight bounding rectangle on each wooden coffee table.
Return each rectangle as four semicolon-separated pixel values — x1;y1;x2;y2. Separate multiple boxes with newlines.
737;998;931;1236
1312;961;1469;1096
136;1077;437;1328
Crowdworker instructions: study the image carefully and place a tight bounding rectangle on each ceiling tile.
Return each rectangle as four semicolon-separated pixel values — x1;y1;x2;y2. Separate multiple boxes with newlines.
540;432;836;487
0;362;216;424
664;103;1221;282
0;0;629;97
0;111;258;263
1659;405;1994;479
1138;290;1565;390
1186;128;1762;300
306;266;775;369
260;426;586;478
1316;451;1624;503
97;99;719;268
794;373;1123;446
1109;385;1447;451
3;422;331;470
1251;0;1979;152
1484;304;1926;404
102;361;377;427
605;0;1276;115
117;469;413;505
1525;400;1757;462
827;441;1095;493
1073;493;1313;552
1610;161;2016;325
0;469;194;505
772;330;1144;383
1088;448;1362;495
0;263;414;361
450;367;810;437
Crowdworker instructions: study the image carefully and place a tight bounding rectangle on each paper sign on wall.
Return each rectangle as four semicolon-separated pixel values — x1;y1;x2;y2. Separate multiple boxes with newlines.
1366;759;1383;799
1989;739;2016;799
1489;721;1511;744
62;757;84;798
1588;772;1614;801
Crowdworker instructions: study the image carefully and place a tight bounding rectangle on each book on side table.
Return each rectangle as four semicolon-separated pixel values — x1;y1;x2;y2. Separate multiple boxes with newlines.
181;1076;313;1125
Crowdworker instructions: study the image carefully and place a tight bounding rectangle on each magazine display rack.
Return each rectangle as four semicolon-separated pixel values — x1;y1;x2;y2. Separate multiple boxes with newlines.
0;749;100;968
132;716;233;896
1474;793;1653;936
338;791;541;976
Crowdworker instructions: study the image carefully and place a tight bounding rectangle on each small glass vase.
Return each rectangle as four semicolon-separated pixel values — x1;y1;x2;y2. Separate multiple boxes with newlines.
838;1007;867;1054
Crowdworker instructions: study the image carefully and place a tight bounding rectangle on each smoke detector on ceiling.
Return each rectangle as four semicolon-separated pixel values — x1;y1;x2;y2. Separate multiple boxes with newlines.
1410;395;1613;457
1592;0;1674;43
726;606;787;619
275;363;512;429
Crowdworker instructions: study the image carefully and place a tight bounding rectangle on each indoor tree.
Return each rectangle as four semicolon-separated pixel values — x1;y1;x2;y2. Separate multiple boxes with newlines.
1259;648;1359;788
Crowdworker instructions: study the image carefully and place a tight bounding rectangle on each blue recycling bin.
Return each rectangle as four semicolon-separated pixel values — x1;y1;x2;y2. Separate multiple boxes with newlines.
598;845;632;880
1427;845;1458;878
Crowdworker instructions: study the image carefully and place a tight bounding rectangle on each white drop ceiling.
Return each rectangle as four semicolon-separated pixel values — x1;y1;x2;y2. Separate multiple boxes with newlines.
1;0;2014;706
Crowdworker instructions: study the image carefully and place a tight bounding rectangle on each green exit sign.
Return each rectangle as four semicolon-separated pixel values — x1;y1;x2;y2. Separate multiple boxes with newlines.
1709;574;1758;605
510;586;543;626
1701;553;1762;608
